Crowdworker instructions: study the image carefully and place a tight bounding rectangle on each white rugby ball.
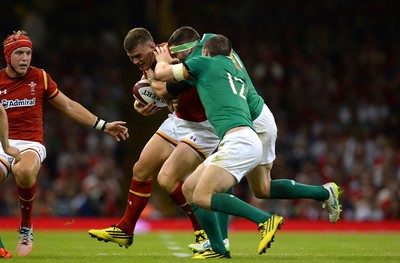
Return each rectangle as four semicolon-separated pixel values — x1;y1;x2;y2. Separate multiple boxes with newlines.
132;79;168;108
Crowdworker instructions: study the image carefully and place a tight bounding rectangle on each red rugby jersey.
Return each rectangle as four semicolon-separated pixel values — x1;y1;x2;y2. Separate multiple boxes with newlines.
0;66;59;144
175;86;206;122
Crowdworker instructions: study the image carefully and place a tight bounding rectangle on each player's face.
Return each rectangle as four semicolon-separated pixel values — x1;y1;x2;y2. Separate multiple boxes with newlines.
10;47;32;76
127;42;155;71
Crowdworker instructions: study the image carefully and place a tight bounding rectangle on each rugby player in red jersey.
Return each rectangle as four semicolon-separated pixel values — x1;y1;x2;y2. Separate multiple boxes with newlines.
88;27;217;248
0;30;129;256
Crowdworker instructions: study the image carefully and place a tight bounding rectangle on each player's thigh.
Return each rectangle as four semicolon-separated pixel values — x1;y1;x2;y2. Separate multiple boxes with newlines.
133;134;174;180
158;142;202;193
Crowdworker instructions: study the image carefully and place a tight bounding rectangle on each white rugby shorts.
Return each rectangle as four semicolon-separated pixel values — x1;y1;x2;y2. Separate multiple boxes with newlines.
0;139;46;177
253;104;277;165
204;127;262;182
156;112;219;160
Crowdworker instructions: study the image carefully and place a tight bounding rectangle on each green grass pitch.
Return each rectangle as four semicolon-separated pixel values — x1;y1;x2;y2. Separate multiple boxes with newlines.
1;230;399;262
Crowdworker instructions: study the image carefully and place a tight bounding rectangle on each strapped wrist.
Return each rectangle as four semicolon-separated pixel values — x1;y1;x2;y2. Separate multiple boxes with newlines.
92;117;108;131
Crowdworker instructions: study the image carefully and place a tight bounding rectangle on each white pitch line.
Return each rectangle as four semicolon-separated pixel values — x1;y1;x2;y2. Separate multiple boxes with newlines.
159;233;192;258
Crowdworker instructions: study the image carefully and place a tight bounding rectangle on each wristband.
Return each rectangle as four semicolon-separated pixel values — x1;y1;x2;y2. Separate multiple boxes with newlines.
92;117;108;131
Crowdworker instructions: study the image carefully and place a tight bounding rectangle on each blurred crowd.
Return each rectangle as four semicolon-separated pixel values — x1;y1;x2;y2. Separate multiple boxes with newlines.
0;0;399;221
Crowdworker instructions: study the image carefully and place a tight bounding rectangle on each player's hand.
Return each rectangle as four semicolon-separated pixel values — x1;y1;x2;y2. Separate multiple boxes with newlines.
154;45;179;64
134;99;160;116
103;121;129;142
4;145;21;163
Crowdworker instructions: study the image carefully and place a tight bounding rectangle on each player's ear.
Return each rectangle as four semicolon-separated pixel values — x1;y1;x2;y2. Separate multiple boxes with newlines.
202;48;209;56
149;42;156;50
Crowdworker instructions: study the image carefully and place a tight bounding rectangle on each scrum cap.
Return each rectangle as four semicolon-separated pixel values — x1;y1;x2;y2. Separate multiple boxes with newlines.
3;30;32;65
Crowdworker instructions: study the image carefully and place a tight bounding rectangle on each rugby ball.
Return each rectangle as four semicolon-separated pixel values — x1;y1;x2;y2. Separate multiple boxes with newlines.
132;79;168;108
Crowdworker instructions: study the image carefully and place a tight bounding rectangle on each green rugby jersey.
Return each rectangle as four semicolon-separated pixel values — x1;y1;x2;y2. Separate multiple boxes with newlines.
184;55;253;140
186;34;264;121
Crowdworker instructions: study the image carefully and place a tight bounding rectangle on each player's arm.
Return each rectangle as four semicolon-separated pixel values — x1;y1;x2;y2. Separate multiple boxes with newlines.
146;68;192;98
48;91;129;141
146;67;191;113
146;67;192;113
0;105;21;162
145;76;176;112
148;77;172;98
154;62;190;83
153;46;190;82
150;77;193;113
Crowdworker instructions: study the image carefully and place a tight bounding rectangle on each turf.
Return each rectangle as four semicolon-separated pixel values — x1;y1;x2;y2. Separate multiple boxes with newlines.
1;231;399;262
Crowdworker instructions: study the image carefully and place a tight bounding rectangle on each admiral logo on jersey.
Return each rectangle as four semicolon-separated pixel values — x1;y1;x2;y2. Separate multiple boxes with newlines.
0;89;7;95
2;98;36;109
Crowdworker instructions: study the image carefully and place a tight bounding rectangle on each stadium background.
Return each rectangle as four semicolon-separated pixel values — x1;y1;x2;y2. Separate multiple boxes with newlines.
0;0;399;223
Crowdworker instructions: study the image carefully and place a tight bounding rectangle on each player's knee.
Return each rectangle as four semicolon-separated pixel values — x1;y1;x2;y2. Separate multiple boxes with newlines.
13;166;36;187
132;162;153;181
192;194;203;208
253;190;270;199
251;184;271;199
158;169;184;193
182;181;194;202
193;197;208;209
157;172;170;191
192;191;211;210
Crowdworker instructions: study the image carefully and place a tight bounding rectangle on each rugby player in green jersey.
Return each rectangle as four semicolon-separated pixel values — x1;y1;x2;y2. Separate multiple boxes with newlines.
153;34;284;258
166;26;340;226
150;28;342;257
149;26;342;256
